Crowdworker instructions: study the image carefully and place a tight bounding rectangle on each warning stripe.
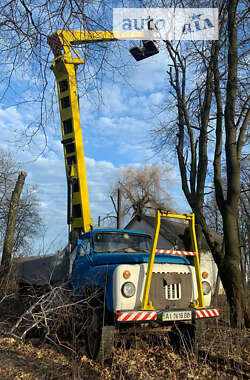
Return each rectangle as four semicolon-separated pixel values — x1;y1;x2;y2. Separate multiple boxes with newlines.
142;312;151;321
122;312;133;321
155;249;196;256
117;311;157;322
117;309;219;322
211;309;219;316
195;308;219;319
132;312;142;321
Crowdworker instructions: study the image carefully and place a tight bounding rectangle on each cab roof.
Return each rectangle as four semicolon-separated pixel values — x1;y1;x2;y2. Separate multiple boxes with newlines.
80;228;152;239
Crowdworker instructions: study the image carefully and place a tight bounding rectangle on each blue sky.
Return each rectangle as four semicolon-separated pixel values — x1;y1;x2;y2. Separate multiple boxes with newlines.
0;38;190;254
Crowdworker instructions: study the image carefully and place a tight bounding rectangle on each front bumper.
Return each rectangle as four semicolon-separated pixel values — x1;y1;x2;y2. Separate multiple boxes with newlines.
116;307;219;323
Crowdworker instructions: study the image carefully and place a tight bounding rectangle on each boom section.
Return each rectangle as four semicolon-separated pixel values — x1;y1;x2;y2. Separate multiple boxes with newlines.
47;30;144;235
48;33;96;234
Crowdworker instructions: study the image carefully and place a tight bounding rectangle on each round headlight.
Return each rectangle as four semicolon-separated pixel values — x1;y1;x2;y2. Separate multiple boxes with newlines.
121;282;136;298
202;281;211;295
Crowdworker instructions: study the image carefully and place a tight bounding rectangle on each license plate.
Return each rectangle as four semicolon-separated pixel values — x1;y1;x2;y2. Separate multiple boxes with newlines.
162;310;192;321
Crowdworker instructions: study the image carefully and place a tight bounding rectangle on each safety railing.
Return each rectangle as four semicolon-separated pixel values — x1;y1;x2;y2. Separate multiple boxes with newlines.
141;209;205;310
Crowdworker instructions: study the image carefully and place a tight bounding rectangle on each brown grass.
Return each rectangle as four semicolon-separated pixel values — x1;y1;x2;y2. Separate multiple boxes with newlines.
0;292;249;380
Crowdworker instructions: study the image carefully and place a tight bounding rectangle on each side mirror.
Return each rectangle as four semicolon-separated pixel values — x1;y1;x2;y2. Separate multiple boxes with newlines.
129;40;159;61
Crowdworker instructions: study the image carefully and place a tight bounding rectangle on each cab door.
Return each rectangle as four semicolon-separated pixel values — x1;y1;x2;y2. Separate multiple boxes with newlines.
71;234;92;295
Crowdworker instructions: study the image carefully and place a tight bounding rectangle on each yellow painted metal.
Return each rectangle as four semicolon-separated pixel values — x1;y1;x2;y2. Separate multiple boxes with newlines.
140;209;205;310
54;30;144;48
69;164;77;178
50;52;92;232
48;29;144;234
141;209;161;310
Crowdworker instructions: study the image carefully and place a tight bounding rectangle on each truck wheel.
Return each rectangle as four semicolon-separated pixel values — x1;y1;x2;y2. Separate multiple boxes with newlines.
86;307;115;361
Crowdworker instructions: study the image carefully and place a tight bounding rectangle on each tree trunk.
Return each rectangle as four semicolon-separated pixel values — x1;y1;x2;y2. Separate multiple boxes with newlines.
211;271;221;306
219;259;249;328
195;222;203;251
219;208;250;328
195;207;249;328
1;171;27;280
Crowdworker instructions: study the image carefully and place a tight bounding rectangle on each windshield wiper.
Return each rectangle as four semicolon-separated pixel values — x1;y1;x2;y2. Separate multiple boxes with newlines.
95;248;150;253
118;248;150;253
132;248;150;253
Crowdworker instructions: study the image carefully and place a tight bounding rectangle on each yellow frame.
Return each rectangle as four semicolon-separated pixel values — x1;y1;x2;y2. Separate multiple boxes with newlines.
141;209;205;310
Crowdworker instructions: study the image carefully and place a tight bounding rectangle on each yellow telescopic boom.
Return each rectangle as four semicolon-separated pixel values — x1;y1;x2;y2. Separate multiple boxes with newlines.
47;30;144;237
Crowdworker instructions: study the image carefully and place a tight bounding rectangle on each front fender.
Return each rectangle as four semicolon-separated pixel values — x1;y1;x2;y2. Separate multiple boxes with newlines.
73;264;117;312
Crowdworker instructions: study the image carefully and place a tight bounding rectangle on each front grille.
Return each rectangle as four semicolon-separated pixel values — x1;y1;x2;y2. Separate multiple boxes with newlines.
149;272;192;309
165;283;181;300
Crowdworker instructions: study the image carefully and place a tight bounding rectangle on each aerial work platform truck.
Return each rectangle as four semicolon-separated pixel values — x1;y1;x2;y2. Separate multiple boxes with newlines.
18;30;219;361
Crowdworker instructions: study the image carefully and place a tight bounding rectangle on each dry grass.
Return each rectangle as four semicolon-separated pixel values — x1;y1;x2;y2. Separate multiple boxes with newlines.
0;323;249;379
0;292;249;380
0;268;249;380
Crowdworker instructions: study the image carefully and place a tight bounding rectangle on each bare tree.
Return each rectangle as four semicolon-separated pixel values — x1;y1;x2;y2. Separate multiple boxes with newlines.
0;1;130;152
111;164;173;219
238;159;250;287
204;193;223;235
0;149;42;261
1;171;27;280
152;0;249;327
205;161;250;290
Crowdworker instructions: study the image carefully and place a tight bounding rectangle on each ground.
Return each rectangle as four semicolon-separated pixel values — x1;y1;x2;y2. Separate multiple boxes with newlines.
0;295;249;380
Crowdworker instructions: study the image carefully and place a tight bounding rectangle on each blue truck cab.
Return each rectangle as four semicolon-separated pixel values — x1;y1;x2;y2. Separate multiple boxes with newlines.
72;228;191;314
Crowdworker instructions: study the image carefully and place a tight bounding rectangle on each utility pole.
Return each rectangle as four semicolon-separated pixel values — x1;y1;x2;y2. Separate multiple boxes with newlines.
117;188;121;229
110;188;122;229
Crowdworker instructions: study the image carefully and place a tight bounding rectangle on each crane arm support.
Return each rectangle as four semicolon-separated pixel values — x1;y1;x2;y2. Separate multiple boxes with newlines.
47;30;144;57
50;57;92;234
47;29;144;236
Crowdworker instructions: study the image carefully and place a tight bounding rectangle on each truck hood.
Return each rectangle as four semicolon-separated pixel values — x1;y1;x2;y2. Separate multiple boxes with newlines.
92;252;189;266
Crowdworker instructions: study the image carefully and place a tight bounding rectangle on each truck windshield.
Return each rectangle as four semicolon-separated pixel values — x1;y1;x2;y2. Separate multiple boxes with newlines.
93;232;152;253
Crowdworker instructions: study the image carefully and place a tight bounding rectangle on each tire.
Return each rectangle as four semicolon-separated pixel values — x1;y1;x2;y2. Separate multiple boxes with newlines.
86;307;115;362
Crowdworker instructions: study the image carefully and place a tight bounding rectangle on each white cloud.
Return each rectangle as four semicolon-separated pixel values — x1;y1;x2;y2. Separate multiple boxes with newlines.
101;85;128;115
126;50;169;92
149;92;165;105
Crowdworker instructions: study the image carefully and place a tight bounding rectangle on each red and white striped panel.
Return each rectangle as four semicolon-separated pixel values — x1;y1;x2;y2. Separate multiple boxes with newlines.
117;311;157;322
195;308;219;319
156;249;196;256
